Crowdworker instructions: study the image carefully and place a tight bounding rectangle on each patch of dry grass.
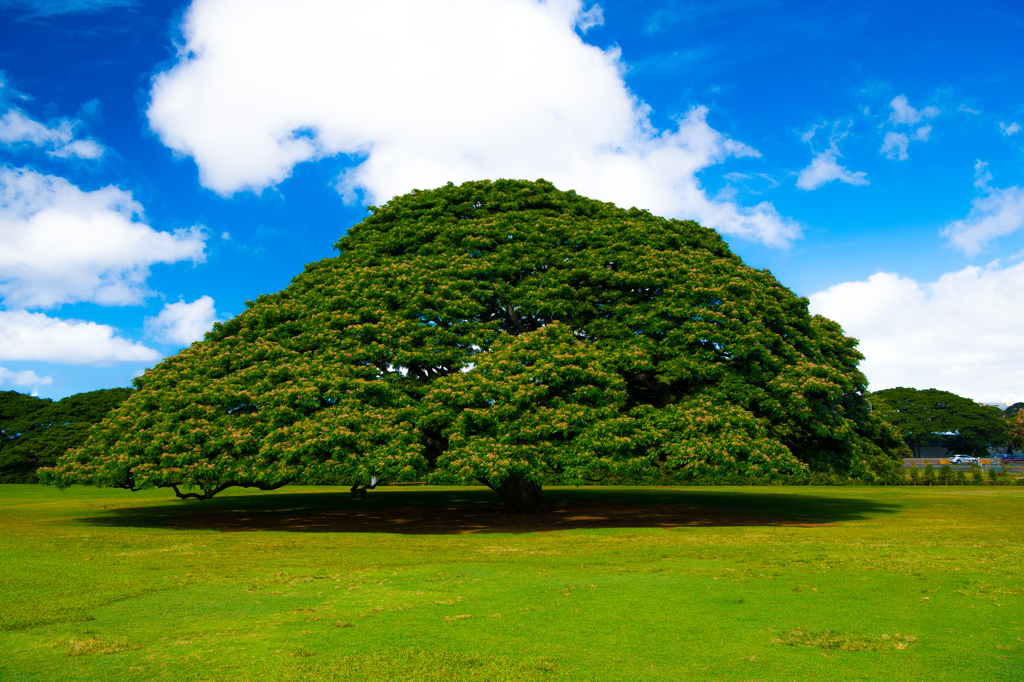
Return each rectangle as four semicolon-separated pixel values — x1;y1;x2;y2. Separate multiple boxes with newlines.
67;635;139;656
772;629;918;651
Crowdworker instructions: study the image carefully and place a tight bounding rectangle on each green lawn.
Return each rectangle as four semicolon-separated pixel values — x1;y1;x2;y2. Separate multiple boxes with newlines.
0;484;1021;681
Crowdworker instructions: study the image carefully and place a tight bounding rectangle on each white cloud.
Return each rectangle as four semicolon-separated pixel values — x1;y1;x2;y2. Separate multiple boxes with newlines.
0;310;161;364
809;262;1024;405
796;145;868;190
147;0;800;247
942;165;1024;255
0;110;69;145
722;171;778;194
0;166;207;308
0;109;104;159
145;295;219;346
880;124;932;161
972;158;992;189
799;123;824;144
0;366;53;391
1000;121;1021;136
958;104;980;115
888;95;939;125
575;3;602;32
48;138;105;159
942;160;1024;255
880;132;909;161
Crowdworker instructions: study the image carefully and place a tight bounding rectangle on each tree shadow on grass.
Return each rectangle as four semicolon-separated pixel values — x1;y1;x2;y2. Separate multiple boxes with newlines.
75;486;901;535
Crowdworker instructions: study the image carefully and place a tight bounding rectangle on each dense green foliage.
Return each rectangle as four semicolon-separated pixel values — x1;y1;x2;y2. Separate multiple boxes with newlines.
0;389;132;483
44;180;902;510
1005;410;1024;452
869;387;1007;456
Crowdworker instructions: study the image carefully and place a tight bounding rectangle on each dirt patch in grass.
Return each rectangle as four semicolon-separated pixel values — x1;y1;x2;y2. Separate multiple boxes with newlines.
772;629;919;651
67;636;139;656
165;502;838;534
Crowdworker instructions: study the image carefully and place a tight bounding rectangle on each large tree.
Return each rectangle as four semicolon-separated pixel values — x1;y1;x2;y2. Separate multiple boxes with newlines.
1;388;133;483
43;180;903;512
869;387;1007;457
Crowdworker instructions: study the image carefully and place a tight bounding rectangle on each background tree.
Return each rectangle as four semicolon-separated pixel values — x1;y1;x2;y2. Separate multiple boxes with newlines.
43;179;903;512
1005;409;1024;453
0;389;133;483
869;387;1006;457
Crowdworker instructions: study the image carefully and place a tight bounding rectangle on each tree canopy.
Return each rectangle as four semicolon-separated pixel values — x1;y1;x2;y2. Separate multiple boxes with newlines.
1;388;133;483
1003;410;1024;452
869;387;1007;456
43;179;903;512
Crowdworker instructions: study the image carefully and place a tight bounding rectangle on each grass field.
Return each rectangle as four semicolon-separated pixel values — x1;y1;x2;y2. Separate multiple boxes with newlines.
1;483;1021;681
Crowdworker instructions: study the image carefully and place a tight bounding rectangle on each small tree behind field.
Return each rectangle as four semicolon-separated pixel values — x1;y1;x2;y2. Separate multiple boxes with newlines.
0;389;132;483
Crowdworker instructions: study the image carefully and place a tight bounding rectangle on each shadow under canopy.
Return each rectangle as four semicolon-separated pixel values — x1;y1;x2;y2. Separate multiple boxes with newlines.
75;487;900;535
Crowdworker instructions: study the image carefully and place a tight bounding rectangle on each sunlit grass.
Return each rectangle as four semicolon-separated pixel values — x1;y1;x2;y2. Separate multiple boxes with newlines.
0;484;1021;680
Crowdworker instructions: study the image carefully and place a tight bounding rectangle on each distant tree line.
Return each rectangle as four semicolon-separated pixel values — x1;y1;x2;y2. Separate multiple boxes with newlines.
0;389;132;483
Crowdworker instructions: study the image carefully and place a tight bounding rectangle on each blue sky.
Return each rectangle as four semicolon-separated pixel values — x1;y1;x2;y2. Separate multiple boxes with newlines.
0;0;1022;404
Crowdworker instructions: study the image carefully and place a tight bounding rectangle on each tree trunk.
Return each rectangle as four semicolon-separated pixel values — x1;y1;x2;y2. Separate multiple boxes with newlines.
495;473;546;514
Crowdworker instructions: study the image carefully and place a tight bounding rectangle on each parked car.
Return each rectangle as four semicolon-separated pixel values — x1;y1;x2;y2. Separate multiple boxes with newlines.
949;455;980;464
991;454;1024;463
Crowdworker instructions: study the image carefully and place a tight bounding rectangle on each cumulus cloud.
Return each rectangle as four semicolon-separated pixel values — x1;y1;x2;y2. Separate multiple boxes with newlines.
796;144;868;190
887;95;939;125
0;108;104;159
147;0;800;247
942;160;1024;255
0;366;53;392
0;310;161;364
1000;121;1021;136
145;295;219;346
0;166;207;308
809;261;1024;404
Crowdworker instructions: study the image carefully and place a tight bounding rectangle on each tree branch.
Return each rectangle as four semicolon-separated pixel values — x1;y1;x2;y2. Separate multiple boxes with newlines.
505;306;529;335
350;476;382;499
162;481;287;501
